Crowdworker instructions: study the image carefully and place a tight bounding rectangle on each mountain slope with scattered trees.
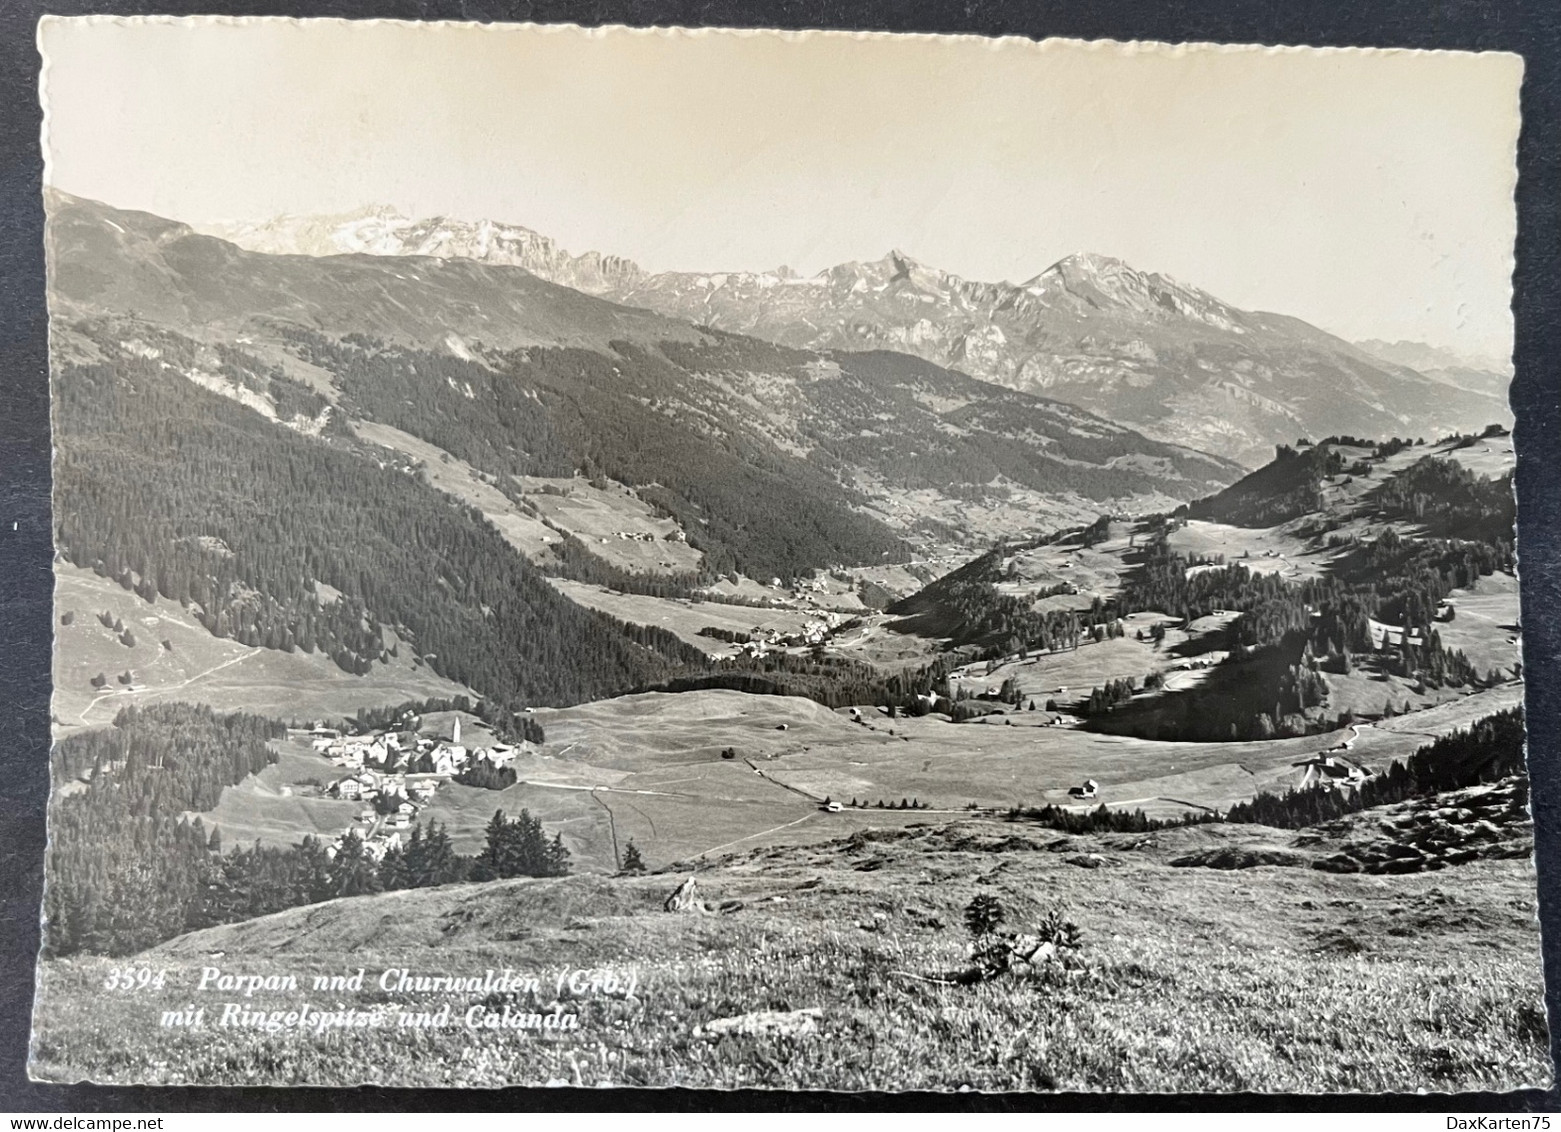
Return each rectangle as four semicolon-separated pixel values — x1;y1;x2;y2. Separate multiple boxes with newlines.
52;324;705;709
49;192;1242;583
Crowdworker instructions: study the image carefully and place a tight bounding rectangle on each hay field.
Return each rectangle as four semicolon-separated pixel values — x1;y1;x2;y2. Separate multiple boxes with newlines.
1440;434;1516;478
356;422;706;576
516;475;703;575
532;691;900;772
1436;572;1522;676
548;581;827;656
1165;520;1332;579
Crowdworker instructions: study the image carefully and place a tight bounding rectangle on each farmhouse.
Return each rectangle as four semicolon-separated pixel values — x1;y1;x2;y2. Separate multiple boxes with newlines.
1293;754;1371;792
325;829;401;862
1367;618;1426;651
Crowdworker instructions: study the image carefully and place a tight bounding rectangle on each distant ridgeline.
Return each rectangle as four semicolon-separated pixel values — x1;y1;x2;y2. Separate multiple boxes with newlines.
45;702;571;958
52;323;707;710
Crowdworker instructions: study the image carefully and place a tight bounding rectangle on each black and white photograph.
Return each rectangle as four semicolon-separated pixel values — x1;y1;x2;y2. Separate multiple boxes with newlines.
26;16;1544;1092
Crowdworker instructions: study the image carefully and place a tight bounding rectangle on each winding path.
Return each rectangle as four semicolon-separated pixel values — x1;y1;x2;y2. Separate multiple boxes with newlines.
77;650;257;723
696;812;820;858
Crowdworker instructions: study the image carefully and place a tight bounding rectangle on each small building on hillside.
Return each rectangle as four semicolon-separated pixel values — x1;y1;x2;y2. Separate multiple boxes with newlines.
1367;618;1426;651
1293;754;1371;791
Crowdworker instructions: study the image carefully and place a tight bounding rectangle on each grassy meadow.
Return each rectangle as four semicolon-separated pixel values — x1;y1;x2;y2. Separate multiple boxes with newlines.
53;564;471;733
187;681;1526;876
30;819;1550;1092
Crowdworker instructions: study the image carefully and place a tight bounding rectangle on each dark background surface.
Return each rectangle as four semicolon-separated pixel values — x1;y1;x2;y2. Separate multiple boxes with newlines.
1;0;1557;1112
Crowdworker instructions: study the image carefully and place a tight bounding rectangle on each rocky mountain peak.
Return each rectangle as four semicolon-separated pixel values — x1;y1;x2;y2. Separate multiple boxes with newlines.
175;198;1512;467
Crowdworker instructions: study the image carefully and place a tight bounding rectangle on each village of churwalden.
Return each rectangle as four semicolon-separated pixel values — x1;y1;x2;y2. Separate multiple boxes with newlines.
28;19;1546;1094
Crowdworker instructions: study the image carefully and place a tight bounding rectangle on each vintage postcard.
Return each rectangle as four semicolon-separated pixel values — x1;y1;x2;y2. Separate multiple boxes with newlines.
30;17;1544;1091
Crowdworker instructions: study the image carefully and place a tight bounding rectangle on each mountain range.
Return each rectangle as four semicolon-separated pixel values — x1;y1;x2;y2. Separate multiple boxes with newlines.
202;206;1513;467
48;191;1240;581
1353;338;1513;405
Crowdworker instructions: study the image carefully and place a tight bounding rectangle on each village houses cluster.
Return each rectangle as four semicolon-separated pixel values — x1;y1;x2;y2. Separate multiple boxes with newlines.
308;716;521;862
605;528;685;543
731;611;848;658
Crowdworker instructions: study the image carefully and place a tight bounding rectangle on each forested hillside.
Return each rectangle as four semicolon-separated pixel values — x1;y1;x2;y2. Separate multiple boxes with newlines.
1186;435;1513;538
284;329;909;581
48;193;1242;581
45;704;283;955
53;324;706;709
885;537;1109;655
1368;450;1516;543
280;326;1236;581
883;437;1517;741
1186;442;1343;527
663;336;1239;502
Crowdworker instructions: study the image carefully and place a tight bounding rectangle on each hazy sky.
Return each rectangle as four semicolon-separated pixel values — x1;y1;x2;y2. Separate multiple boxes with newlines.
40;18;1522;357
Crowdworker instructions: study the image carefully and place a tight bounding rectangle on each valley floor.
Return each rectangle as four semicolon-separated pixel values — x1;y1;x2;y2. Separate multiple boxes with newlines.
186;682;1527;875
30;811;1548;1092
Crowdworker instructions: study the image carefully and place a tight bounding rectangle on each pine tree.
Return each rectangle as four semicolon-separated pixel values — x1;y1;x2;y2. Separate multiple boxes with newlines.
620;839;646;874
328;830;381;898
545;832;571;877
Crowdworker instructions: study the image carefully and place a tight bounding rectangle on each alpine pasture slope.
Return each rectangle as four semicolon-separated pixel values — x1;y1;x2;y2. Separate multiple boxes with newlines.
34;185;1541;1092
31;816;1545;1091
